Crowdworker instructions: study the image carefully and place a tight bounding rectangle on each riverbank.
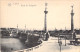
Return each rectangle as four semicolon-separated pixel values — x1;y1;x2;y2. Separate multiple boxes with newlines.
0;37;42;52
13;42;42;52
1;38;27;52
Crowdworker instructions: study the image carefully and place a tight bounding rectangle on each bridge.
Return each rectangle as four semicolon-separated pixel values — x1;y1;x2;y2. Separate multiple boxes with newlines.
13;37;80;52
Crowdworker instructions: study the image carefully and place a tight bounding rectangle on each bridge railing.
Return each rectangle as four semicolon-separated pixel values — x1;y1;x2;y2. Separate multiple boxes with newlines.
12;43;42;52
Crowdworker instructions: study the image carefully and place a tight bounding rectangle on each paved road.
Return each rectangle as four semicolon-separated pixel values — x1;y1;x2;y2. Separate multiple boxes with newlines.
30;37;80;52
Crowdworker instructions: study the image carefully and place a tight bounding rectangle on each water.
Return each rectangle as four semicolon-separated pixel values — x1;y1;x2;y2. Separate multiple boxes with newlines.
0;38;27;52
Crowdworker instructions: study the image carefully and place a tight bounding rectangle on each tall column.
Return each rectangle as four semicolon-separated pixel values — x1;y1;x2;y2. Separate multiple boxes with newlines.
43;3;49;41
71;6;74;40
71;6;74;33
44;3;48;33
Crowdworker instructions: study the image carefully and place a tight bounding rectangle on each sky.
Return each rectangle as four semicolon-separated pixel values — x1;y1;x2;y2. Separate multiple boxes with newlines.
0;0;80;30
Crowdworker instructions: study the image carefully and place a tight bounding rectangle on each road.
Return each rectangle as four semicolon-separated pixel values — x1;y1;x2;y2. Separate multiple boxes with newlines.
30;37;80;52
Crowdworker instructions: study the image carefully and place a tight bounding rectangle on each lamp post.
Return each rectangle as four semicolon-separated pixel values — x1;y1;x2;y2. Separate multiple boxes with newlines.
17;24;18;34
59;37;62;52
26;32;29;42
25;24;26;33
65;27;66;46
65;34;66;46
58;34;60;43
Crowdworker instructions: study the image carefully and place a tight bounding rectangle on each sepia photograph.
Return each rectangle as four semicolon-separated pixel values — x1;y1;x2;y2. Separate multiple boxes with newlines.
0;0;80;52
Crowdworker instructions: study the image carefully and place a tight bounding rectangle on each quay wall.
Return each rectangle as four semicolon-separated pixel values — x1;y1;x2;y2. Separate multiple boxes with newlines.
12;43;42;52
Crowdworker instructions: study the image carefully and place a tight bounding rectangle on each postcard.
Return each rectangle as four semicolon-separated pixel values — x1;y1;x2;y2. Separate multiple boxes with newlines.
0;0;80;52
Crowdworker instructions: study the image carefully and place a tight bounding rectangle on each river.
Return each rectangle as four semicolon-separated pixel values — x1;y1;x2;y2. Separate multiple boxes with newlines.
0;38;27;52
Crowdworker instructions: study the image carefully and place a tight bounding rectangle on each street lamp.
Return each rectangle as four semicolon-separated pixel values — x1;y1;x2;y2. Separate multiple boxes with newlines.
65;34;66;46
59;37;62;52
27;32;29;42
65;27;66;46
58;34;60;43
